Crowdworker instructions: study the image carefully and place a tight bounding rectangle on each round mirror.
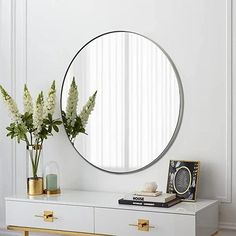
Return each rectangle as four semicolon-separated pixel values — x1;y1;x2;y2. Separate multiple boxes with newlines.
61;31;183;173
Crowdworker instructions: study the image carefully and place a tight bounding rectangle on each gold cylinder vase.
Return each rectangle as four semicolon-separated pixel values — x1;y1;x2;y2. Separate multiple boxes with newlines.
27;177;44;195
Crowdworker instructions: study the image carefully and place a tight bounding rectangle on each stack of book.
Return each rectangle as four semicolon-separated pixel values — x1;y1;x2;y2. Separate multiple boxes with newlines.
118;191;181;208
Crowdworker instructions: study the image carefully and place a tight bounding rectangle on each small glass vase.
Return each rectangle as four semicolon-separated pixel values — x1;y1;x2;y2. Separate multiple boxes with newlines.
27;144;44;195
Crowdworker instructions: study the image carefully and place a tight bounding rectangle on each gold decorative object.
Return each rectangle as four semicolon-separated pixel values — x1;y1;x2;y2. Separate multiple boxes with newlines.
7;225;105;236
35;211;58;222
27;177;43;195
45;189;61;195
129;219;155;231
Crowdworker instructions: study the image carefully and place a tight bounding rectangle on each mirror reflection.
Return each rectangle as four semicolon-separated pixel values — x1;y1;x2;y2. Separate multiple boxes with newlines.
61;31;183;173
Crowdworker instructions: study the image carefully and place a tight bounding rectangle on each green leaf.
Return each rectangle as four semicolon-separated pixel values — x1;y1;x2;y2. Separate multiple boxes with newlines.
53;120;62;125
48;113;53;122
43;119;51;125
53;125;59;132
48;126;52;133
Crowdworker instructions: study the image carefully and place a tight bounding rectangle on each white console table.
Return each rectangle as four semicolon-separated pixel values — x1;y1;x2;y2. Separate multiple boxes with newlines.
5;190;218;236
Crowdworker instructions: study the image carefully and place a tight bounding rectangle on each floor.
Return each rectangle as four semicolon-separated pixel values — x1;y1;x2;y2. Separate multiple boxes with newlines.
218;230;236;236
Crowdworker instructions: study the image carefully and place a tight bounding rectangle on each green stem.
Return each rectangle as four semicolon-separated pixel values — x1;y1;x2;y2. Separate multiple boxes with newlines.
33;139;43;178
24;134;30;146
35;146;42;177
27;133;38;178
29;148;36;178
30;132;33;146
33;148;39;178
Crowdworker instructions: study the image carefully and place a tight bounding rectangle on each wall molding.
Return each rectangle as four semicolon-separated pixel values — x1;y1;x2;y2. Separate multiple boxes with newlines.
224;0;233;203
10;0;17;197
215;0;233;203
13;0;28;194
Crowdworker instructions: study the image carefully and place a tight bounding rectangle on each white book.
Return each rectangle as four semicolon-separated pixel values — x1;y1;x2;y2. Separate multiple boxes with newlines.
134;191;162;197
124;193;176;203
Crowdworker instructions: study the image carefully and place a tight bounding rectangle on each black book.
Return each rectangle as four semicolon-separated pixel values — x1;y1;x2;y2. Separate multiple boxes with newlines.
118;197;181;208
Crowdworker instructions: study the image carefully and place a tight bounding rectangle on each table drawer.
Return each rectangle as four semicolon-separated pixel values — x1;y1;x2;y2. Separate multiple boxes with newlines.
6;200;94;233
95;208;195;236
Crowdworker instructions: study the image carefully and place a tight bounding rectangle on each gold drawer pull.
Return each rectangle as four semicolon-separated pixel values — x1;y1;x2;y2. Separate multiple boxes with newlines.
129;219;155;231
35;211;58;222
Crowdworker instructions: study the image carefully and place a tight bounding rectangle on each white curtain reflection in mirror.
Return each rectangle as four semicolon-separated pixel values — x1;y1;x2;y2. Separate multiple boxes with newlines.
62;32;180;172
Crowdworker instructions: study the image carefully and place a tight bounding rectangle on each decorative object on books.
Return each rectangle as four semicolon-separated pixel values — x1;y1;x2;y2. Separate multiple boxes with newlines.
0;81;62;195
143;182;158;193
134;191;162;197
61;31;184;174
44;161;61;194
166;160;200;201
61;77;97;145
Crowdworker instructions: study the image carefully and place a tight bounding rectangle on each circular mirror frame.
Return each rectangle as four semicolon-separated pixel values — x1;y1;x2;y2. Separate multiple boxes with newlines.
60;30;184;174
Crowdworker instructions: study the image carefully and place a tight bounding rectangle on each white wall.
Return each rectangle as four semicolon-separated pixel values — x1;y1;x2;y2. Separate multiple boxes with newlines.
0;0;235;233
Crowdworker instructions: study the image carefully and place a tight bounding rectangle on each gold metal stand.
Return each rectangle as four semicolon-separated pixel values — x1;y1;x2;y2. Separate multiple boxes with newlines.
7;226;108;236
44;188;61;195
7;225;218;236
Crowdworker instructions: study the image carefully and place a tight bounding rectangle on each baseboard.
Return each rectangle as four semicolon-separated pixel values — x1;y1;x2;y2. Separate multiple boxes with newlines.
0;227;55;236
0;228;50;236
220;222;236;230
0;229;19;236
0;223;16;235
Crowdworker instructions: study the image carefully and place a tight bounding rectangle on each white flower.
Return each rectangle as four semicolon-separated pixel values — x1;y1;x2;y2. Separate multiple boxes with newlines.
66;77;78;126
44;80;56;118
23;84;33;114
33;92;44;136
79;91;97;128
0;85;22;123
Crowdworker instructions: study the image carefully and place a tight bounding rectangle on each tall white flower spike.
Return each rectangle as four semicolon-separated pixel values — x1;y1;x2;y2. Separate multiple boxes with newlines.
33;92;44;136
0;85;22;123
23;85;33;114
79;91;97;129
66;77;78;126
44;80;56;118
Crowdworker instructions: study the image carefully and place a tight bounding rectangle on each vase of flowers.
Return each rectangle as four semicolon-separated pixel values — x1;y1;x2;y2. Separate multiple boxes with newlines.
0;81;62;195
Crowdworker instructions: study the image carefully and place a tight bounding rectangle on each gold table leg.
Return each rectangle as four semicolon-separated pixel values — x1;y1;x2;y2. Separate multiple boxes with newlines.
8;225;108;235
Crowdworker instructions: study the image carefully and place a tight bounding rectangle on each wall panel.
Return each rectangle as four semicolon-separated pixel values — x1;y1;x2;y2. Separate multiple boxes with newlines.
0;0;235;232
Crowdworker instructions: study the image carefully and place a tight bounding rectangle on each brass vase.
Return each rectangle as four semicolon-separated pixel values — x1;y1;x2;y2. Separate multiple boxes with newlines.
27;177;44;195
